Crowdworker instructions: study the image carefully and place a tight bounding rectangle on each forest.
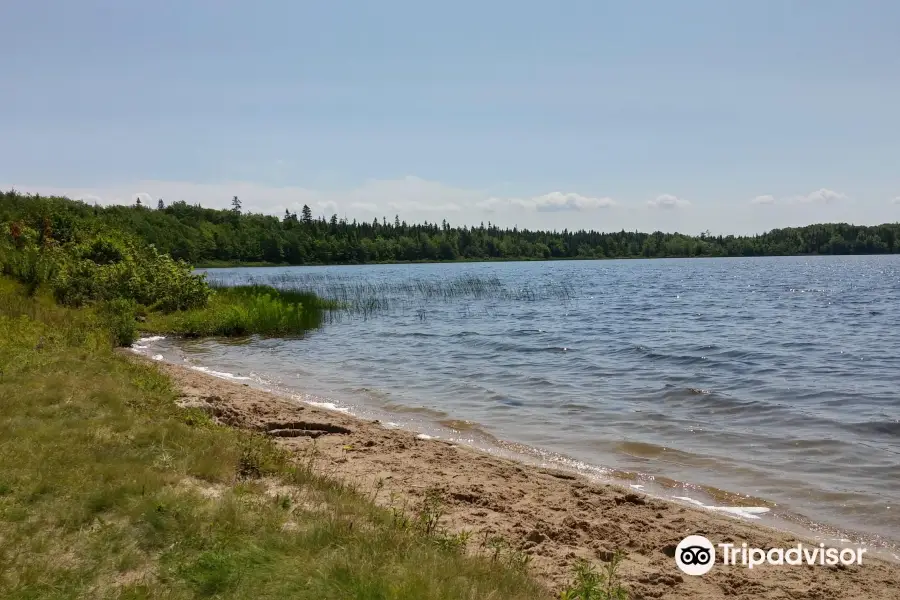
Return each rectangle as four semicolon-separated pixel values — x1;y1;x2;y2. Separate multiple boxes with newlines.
2;190;898;265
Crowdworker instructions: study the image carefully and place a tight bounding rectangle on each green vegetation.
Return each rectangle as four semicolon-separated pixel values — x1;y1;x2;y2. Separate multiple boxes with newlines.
559;556;628;600
0;195;334;343
142;285;338;338
3;190;898;266
208;272;576;321
1;222;209;313
0;278;546;599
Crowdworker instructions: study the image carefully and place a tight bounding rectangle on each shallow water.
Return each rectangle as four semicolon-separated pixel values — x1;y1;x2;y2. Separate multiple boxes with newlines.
140;256;900;552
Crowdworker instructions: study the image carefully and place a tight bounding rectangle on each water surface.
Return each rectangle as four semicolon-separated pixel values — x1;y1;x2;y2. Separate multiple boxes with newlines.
140;256;900;553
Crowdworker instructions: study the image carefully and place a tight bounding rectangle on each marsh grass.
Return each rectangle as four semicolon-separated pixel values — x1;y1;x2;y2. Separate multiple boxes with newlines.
141;285;336;338
200;272;576;321
0;277;546;599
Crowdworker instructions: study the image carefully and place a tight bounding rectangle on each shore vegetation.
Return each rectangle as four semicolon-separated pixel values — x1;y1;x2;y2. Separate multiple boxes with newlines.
3;190;898;267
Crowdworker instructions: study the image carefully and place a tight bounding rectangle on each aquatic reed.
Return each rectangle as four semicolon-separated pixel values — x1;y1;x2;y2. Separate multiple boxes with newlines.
199;271;576;321
142;285;334;337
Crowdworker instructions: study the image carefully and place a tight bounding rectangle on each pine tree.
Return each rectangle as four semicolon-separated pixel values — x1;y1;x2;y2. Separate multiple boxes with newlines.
231;195;242;213
157;198;165;210
301;204;312;223
135;197;142;208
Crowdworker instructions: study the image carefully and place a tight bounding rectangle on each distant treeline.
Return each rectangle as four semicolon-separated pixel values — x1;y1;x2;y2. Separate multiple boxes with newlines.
2;190;899;265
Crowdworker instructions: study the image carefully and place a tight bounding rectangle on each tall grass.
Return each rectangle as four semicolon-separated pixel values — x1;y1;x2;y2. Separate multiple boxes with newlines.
199;272;576;320
0;277;546;599
142;285;336;338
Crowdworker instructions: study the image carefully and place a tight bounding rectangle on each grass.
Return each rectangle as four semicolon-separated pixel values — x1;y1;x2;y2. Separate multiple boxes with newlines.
141;285;339;338
198;272;576;321
559;556;628;600
0;277;546;599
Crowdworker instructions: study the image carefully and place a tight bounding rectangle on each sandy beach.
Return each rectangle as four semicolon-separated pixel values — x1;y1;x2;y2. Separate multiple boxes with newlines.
150;358;899;599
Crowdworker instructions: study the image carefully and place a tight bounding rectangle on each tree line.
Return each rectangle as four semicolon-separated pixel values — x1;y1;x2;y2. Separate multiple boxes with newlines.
2;190;898;265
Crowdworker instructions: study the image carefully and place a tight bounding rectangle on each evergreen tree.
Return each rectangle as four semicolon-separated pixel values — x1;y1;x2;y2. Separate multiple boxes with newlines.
157;198;165;210
3;190;899;267
231;195;242;213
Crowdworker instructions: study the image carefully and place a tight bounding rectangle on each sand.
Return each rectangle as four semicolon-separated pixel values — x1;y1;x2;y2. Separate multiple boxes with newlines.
150;358;899;599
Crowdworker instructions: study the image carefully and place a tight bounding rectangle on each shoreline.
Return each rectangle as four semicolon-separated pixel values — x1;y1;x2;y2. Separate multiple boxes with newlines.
191;253;889;269
135;337;898;558
141;354;900;599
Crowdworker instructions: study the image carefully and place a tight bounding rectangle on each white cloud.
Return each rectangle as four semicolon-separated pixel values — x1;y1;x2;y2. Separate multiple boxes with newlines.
0;177;478;216
388;201;461;212
316;200;338;215
2;177;615;227
793;188;848;204
892;196;900;205
749;189;849;207
477;192;615;213
647;194;690;209
525;192;615;212
474;197;507;211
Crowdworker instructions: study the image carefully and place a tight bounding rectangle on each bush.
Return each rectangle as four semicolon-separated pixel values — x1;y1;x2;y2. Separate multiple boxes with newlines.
1;223;210;313
53;235;210;311
97;298;138;347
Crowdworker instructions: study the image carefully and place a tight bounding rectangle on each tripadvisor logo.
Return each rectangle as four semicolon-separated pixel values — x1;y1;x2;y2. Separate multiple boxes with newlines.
675;535;716;575
674;535;867;575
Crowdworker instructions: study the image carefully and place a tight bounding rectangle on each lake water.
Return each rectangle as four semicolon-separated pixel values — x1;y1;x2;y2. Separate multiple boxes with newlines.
137;256;900;554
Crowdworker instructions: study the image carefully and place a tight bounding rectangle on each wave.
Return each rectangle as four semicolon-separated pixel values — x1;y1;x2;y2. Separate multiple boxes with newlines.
378;402;450;419
845;420;900;437
305;400;351;414
137;335;166;343
188;365;251;381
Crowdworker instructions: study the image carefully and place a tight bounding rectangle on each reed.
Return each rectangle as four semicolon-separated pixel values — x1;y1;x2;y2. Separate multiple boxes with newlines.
142;285;334;338
199;271;576;320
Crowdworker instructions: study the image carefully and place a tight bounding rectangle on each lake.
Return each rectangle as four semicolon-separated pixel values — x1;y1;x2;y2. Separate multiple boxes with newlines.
136;256;900;555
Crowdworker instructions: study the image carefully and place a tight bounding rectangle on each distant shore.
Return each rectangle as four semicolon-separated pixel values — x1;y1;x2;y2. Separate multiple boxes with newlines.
191;253;878;269
146;355;900;599
193;256;597;268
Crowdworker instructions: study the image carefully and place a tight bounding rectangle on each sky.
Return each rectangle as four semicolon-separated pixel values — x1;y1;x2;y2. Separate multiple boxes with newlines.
1;1;899;235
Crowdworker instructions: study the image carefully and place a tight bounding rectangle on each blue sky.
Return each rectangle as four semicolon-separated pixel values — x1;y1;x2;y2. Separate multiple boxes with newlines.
1;1;898;234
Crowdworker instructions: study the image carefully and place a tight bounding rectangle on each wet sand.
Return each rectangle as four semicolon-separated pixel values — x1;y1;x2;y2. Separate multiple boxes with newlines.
146;357;899;599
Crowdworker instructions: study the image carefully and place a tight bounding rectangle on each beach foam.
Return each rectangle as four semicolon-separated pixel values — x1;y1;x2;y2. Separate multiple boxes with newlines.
674;496;771;520
306;400;351;414
188;365;251;381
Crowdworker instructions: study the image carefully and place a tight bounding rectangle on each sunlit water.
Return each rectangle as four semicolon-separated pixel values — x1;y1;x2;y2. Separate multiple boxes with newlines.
136;256;900;555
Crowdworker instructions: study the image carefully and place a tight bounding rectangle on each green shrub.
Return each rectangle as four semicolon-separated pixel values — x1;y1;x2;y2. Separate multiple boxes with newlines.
97;298;138;347
1;222;210;313
1;202;333;341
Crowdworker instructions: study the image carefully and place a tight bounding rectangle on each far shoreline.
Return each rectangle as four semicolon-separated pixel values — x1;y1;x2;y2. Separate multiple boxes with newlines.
191;253;895;269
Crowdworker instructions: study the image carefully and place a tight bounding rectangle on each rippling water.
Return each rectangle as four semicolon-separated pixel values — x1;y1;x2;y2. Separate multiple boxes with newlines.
140;256;900;552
